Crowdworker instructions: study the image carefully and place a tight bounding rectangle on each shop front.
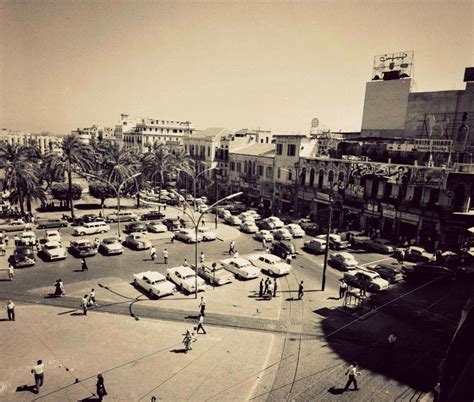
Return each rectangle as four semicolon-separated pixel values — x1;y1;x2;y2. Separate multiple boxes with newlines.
381;203;397;239
361;202;381;232
397;212;420;243
419;218;440;251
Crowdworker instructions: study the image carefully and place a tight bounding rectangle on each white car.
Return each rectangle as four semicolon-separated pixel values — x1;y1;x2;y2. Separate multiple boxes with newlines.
197;227;217;241
248;254;292;276
175;229;203;243
273;228;293;241
255;230;274;242
41;241;67;261
240;222;259;234
20;230;37;246
124;233;152;250
317;234;350;250
133;271;176;298
267;216;284;228
74;221;110;236
328;252;359;271
221;257;260;280
98;237;124;255
166;266;206;294
286;224;305;238
365;238;395;254
225;215;242;226
344;268;390;292
146;221;168;233
239;211;260;221
196;262;234;285
43;229;61;243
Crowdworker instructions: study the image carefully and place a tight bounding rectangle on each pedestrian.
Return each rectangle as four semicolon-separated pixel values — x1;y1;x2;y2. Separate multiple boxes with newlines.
233;250;239;258
229;240;235;255
7;263;14;281
388;331;397;349
199;296;206;316
262;238;267;250
81;257;88;271
14;234;19;246
54;279;65;297
259;279;264;298
96;374;108;401
163;248;169;264
339;279;348;299
89;289;97;306
273;278;278;297
4;232;9;247
170;232;175;243
200;252;205;264
435;249;443;263
264;278;269;294
183;329;196;352
183;258;189;267
343;362;360;391
81;295;89;315
267;281;274;299
286;254;292;265
196;314;207;334
7;300;15;321
31;360;44;394
150;245;157;261
298;281;304;300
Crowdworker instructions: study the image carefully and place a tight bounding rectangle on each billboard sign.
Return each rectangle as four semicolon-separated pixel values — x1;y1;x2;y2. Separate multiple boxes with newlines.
410;168;448;189
372;51;414;80
414;139;453;153
349;163;410;184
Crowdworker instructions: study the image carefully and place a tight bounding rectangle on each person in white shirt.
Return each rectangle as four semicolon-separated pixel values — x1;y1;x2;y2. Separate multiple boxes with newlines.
7;263;14;281
344;362;360;391
163;248;169;264
196;314;207;334
388;331;397;348
31;360;44;393
7;300;15;321
150;245;156;261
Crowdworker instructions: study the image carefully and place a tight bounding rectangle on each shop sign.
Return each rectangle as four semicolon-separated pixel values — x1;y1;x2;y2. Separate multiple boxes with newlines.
381;203;396;218
349;163;410;185
315;192;332;204
414;139;453;153
400;212;419;223
410;167;449;189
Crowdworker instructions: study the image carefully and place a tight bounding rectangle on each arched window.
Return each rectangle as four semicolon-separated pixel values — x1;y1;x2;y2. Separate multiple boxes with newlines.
328;170;334;185
309;168;315;187
338;171;345;183
300;167;306;185
318;170;324;189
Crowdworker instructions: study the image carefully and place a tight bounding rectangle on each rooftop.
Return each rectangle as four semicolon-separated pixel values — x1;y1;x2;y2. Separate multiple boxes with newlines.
232;143;275;156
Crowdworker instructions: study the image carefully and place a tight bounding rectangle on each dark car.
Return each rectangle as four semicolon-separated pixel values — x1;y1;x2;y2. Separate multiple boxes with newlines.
271;240;297;259
368;263;404;283
256;220;276;231
162;218;182;231
402;262;455;282
82;214;100;223
140;210;165;221
36;218;68;229
124;222;147;234
12;245;36;267
166;198;180;206
69;240;98;258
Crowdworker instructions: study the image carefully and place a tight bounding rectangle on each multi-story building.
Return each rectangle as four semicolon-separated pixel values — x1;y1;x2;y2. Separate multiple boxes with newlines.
71;125;99;144
0;129;62;154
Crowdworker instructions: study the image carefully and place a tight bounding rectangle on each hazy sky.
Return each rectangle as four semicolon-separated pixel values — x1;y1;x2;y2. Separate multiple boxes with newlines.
1;0;472;134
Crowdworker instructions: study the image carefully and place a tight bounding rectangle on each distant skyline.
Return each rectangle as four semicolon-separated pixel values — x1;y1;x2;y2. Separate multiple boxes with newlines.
1;1;472;135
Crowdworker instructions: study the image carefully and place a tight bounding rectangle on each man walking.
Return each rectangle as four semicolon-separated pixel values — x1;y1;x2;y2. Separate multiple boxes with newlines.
196;314;207;334
229;240;235;255
81;257;88;271
31;360;44;393
344;362;360;391
89;289;97;306
199;296;206;316
259;279;264;298
339;279;348;299
298;281;304;300
273;278;278;297
163;248;169;264
183;258;189;267
200;252;205;265
264;278;269;295
7;263;14;281
262;238;267;250
81;295;89;315
150;245;157;261
7;300;15;321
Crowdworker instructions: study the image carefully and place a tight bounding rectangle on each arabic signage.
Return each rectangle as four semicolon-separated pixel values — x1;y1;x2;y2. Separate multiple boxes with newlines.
381;203;396;218
372;51;414;80
400;212;419;223
414;139;453;153
349;163;410;185
410;168;448;189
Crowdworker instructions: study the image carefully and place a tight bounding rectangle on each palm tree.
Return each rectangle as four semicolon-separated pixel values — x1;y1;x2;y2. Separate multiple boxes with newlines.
46;135;95;218
97;142;139;186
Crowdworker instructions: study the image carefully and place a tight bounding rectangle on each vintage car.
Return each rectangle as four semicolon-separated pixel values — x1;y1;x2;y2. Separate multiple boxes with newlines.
162;218;182;231
124;233;152;250
105;211;138;223
133;271;176;298
367;263;404;283
146;221;168;233
271;240;297;259
124;222;147;234
140;210;166;221
221;257;260;280
364;238;396;254
255;230;274;243
304;238;327;254
36;218;68;229
69;239;98;258
12;245;36;267
41;241;67;261
285;224;305;238
43;229;62;243
73;221;110;236
19;230;37;246
197;227;217;241
328;252;359;271
240;222;259;234
248;253;292;276
0;218;28;232
175;229;203;243
343;268;390;292
166;266;206;294
195;262;234;286
98;237;124;255
224;215;242;226
317;234;350;250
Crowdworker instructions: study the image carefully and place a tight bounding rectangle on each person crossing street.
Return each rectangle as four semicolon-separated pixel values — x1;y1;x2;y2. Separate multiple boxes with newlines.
163;248;169;264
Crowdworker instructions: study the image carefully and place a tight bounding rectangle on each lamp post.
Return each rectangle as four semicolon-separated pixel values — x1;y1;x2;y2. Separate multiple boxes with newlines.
171;189;243;298
321;192;334;291
81;172;142;239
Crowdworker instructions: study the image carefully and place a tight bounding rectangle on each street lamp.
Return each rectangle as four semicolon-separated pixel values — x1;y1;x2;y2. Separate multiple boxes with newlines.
321;192;335;291
81;172;142;239
171;189;243;299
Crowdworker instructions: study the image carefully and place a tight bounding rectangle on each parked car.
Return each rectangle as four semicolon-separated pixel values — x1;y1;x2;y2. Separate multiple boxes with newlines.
98;237;124;255
69;239;98;258
217;208;231;218
179;216;193;228
343;269;389;292
162;218;182;231
105;211;138;223
124;233;152;250
402;262;455;282
0;218;28;232
349;233;371;248
367;263;403;283
317;234;349;250
197;227;217;241
41;241;67;261
248;253;292;276
285;224;305;238
402;246;433;263
221;257;260;280
140;210;165;221
36;218;68;229
271;240;297;259
267;216;284;228
124;222;147;234
133;271;176;298
257;219;276;230
255;230;274;242
146;221;168;233
364;238;395;254
303;238;327;254
43;229;62;244
239;211;261;221
175;229;203;243
166;265;206;293
195;262;234;286
12;245;36;267
74;221;110;236
328;252;359;271
81;214;101;223
240;222;259;234
225;215;242;226
19;230;37;246
296;218;319;236
273;228;293;241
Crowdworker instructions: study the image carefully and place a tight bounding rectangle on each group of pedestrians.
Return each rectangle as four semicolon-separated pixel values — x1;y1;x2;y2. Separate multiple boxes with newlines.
150;245;169;264
259;278;278;299
80;288;97;315
182;297;208;352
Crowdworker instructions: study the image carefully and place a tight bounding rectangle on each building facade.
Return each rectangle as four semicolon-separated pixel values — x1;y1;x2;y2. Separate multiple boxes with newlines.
0;129;62;154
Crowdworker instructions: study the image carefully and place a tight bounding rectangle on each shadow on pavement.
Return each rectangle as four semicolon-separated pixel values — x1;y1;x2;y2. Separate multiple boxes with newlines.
170;348;189;354
80;397;101;401
327;386;345;395
71;312;85;316
16;384;37;394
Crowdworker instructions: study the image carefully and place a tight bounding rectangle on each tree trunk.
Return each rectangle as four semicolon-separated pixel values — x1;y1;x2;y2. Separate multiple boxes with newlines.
26;194;32;213
68;163;75;218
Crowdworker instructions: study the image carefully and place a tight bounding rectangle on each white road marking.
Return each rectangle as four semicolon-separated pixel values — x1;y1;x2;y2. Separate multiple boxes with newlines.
360;257;393;266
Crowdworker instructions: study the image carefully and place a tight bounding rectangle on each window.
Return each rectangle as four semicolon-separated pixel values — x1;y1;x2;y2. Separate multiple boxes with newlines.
318;170;324;189
309;168;315;187
277;168;281;179
328;170;334;185
287;170;292;181
257;165;263;176
287;144;296;156
230;162;235;171
236;163;242;172
276;144;283;155
266;166;273;178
